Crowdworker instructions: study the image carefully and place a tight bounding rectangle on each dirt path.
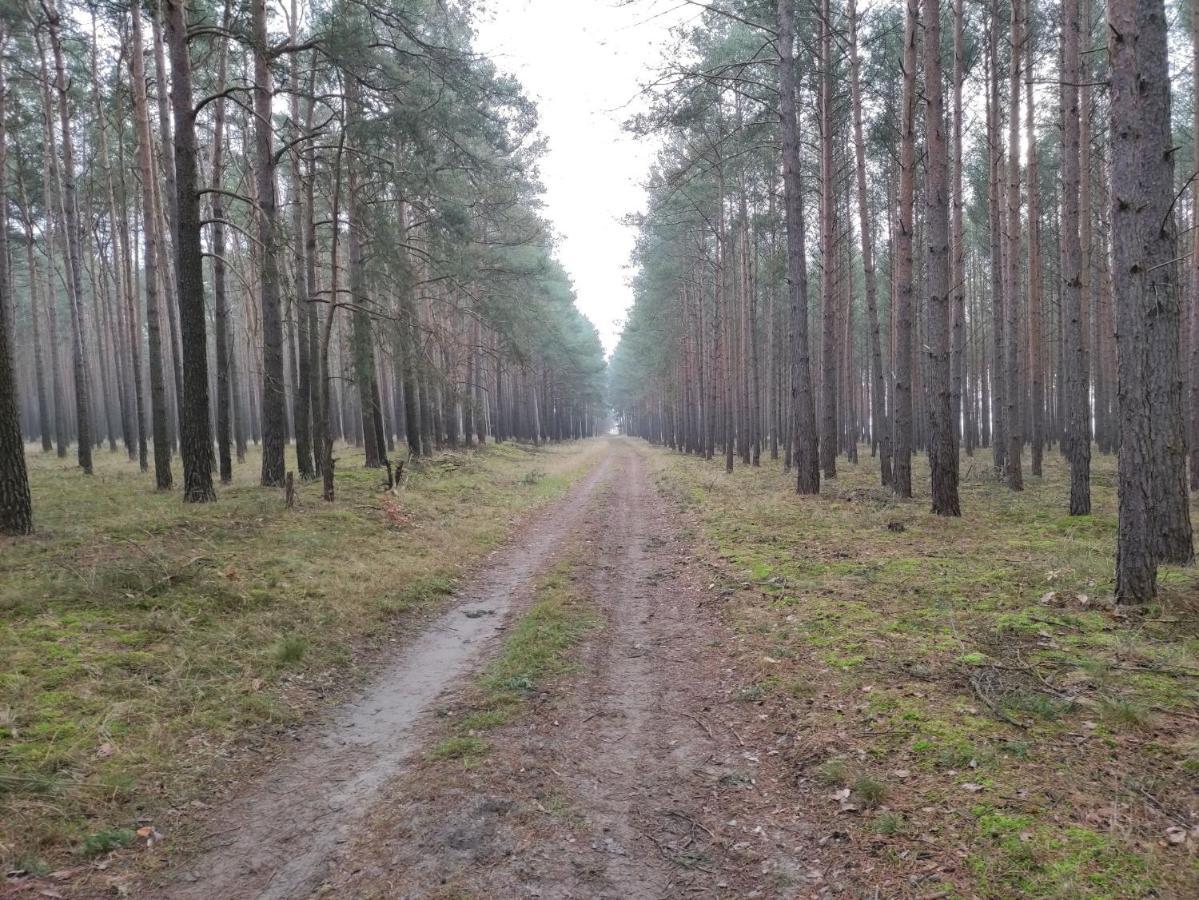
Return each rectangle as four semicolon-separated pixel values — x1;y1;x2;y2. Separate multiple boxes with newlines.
142;449;616;900
325;439;807;898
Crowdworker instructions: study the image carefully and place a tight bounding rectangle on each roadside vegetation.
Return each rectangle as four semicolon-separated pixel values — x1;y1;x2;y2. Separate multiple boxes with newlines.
0;440;601;875
652;446;1199;898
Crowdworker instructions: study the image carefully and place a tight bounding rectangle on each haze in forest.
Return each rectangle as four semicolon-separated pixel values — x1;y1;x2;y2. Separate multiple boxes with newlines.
1;0;1198;895
475;0;692;354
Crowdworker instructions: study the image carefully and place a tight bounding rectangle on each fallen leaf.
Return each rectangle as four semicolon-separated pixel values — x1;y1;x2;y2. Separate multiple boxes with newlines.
961;782;984;793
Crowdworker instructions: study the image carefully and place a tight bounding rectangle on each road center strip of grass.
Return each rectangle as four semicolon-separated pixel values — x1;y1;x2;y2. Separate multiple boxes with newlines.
0;440;602;874
430;556;599;765
647;444;1198;899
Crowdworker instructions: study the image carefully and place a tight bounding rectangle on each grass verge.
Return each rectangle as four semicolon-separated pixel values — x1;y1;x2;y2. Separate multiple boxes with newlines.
0;439;602;873
648;443;1198;898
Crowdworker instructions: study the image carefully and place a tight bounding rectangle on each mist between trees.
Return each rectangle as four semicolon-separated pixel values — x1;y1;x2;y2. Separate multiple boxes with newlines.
608;0;1196;604
0;0;607;528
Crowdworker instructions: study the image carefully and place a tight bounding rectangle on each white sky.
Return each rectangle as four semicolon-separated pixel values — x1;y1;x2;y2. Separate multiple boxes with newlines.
474;0;695;355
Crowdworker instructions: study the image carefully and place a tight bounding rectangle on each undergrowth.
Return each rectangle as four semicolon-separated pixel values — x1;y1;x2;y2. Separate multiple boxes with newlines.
0;439;601;871
649;443;1199;898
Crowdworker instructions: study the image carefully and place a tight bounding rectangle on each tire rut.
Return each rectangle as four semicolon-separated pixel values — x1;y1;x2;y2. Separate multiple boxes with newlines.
147;448;615;900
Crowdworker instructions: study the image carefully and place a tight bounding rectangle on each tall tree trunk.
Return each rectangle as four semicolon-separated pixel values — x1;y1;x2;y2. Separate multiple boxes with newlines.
210;0;233;484
1062;0;1091;513
1004;0;1024;490
163;0;215;502
924;0;960;516
130;0;173;490
951;0;966;465
253;0;287;487
893;0;919;499
150;3;184;433
1026;0;1044;479
0;39;33;535
986;11;1006;474
346;79;383;470
1110;0;1194;601
42;3;93;474
288;5;315;481
818;0;837;479
776;0;819;494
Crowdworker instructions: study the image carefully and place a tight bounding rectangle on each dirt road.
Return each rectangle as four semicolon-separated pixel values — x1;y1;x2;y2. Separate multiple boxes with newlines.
146;439;800;899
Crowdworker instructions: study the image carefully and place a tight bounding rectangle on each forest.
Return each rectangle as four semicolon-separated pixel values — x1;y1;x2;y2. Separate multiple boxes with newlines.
0;0;607;518
1;0;1198;896
610;0;1198;604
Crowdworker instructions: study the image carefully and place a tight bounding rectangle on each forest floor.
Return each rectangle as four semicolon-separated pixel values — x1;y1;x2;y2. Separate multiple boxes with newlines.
3;438;1198;899
0;438;605;892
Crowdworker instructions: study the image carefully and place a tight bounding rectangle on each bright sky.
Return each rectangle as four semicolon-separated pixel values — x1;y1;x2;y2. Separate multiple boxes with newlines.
474;0;695;355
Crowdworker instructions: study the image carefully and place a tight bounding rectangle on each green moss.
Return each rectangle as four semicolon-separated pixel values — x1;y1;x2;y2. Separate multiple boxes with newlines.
430;736;489;762
971;810;1153;898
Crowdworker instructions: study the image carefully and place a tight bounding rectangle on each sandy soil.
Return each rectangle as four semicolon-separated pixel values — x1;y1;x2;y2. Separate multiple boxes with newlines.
321;440;813;899
59;439;827;900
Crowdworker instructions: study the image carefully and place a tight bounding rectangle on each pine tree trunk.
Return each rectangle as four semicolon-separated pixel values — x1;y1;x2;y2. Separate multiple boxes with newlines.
776;0;819;494
923;0;960;516
0;42;33;535
893;0;919;499
951;0;966;465
42;5;93;475
210;0;233;484
253;0;287;487
130;0;172;489
1062;0;1091;514
1110;0;1194;601
818;0;837;480
162;0;215;502
1004;0;1024;490
986;12;1006;475
1026;0;1044;479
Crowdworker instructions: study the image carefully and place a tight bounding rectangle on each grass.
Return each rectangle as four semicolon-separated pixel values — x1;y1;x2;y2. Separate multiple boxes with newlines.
647;442;1199;898
435;556;600;760
0;438;603;871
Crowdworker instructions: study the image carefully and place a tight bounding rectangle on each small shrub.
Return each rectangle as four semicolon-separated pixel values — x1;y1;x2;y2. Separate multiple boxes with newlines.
273;635;308;665
81;828;135;858
853;775;887;807
816;757;848;786
875;812;905;835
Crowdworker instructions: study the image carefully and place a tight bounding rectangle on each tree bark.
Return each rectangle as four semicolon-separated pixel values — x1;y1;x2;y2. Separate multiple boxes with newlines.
42;2;93;475
163;0;216;502
253;0;287;487
893;0;919;499
923;0;960;516
131;0;173;490
1110;0;1194;601
1062;0;1091;513
0;39;33;535
776;0;819;494
1004;0;1024;490
210;0;233;484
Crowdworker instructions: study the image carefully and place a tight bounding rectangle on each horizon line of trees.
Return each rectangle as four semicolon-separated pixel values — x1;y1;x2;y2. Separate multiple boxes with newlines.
609;0;1195;603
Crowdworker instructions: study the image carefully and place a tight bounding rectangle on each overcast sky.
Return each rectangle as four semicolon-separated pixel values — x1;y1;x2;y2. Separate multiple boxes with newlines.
474;0;696;355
